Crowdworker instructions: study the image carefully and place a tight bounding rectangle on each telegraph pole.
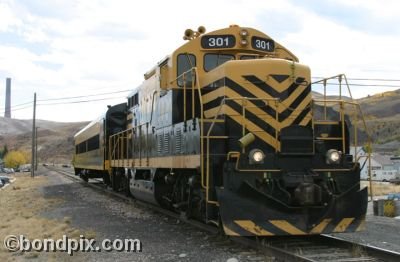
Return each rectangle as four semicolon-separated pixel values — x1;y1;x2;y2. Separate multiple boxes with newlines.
35;127;39;171
31;93;36;178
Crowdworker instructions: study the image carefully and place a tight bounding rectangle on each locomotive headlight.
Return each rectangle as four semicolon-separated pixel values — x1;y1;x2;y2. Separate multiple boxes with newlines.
240;29;249;37
249;149;265;164
240;39;248;46
326;149;341;164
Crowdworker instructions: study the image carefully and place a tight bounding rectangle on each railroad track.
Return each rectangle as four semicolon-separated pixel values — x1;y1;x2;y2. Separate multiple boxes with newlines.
48;167;400;262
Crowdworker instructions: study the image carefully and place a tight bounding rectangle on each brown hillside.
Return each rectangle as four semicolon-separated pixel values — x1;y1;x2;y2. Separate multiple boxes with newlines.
313;89;400;154
358;89;400;118
0;117;88;164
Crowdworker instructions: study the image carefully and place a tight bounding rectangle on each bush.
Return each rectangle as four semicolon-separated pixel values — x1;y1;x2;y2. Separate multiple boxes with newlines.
4;150;29;169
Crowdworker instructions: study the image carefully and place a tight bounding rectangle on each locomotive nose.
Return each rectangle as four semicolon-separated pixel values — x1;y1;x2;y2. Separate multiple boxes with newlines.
216;181;368;236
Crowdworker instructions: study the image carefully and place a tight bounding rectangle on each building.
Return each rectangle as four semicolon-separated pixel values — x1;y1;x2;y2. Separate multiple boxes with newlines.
350;147;399;181
391;156;400;174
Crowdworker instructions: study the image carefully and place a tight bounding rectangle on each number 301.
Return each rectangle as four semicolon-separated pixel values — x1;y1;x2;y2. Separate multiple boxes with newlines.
208;37;229;47
255;39;271;50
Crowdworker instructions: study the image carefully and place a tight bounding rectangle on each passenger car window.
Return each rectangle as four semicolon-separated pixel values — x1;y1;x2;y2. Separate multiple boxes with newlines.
204;54;234;72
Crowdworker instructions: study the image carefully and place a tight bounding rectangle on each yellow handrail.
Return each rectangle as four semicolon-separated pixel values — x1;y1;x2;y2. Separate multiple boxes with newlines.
313;74;373;200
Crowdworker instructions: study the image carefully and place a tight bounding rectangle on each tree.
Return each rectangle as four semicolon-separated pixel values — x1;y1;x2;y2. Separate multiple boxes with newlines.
0;145;8;159
22;150;31;163
4;150;28;168
3;145;8;157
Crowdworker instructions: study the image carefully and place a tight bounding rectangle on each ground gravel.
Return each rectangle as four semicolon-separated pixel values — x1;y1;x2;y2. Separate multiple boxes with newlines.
8;168;399;261
40;170;270;261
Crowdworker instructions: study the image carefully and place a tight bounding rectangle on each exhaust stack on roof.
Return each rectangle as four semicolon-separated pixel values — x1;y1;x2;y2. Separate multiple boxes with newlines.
5;78;11;118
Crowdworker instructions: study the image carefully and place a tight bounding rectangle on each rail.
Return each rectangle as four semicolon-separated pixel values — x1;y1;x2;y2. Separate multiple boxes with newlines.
51;166;400;262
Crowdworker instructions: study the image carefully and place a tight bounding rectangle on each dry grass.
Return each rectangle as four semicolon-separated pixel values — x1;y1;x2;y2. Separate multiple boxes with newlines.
0;174;94;261
361;181;400;196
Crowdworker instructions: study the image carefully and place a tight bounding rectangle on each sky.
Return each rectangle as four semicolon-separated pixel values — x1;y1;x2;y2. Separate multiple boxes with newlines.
1;0;400;122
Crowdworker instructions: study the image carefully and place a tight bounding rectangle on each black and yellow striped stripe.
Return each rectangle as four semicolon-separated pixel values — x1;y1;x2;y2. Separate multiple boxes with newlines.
201;76;312;150
223;217;366;236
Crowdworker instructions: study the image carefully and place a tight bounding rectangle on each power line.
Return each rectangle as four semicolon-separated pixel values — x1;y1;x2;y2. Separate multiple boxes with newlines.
0;100;33;110
36;89;131;102
312;77;400;82
312;82;400;88
1;77;399;116
0;89;131;113
0;104;34;114
37;96;125;106
0;96;126;115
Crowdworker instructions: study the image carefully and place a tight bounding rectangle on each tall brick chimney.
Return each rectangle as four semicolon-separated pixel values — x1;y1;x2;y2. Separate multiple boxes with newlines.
5;78;11;118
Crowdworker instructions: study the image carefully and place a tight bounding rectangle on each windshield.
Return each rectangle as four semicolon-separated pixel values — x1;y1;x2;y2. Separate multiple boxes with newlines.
204;53;234;72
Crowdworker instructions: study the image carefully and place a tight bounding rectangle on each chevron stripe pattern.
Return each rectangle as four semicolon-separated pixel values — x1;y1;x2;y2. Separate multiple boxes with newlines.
223;216;365;236
201;74;312;151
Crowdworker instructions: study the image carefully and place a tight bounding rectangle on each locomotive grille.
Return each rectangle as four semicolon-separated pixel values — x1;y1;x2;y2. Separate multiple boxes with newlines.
175;129;182;154
163;133;170;154
157;134;162;155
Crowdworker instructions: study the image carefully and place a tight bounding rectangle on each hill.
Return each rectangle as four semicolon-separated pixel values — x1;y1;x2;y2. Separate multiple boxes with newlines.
0;117;88;164
357;89;400;118
313;89;400;154
357;90;400;154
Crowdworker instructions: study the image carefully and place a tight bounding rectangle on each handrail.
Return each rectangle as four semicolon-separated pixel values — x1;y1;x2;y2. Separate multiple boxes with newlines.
313;74;373;200
171;67;222;205
204;96;282;204
312;74;354;100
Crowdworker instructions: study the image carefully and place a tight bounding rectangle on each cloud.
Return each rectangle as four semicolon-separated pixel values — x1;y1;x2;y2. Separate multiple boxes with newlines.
0;1;21;31
15;0;78;19
0;0;400;121
300;0;400;35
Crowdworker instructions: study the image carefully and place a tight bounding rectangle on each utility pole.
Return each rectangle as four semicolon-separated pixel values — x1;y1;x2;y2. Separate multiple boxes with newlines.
31;93;36;178
35;127;39;171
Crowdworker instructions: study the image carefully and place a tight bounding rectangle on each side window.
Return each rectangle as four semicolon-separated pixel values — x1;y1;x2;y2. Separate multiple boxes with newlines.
78;142;86;154
177;53;196;87
87;135;100;151
128;97;133;108
128;93;139;108
204;54;234;72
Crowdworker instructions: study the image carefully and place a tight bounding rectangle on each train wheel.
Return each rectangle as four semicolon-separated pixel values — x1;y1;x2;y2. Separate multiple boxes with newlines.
122;175;131;197
80;172;88;182
111;172;119;191
218;214;225;235
111;168;124;192
103;173;111;186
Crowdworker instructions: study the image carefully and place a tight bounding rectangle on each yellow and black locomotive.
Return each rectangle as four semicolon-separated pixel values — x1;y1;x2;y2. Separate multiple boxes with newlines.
73;25;368;236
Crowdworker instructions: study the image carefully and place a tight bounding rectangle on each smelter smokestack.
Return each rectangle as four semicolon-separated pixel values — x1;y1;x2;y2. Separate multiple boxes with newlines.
5;78;11;118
